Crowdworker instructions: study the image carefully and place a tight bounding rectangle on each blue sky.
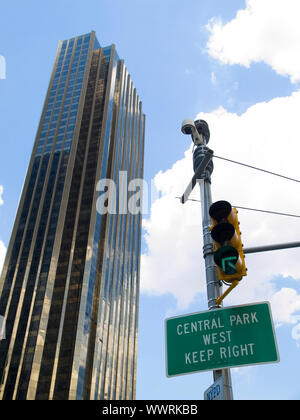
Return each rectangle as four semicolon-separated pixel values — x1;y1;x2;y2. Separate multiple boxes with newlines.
1;0;300;400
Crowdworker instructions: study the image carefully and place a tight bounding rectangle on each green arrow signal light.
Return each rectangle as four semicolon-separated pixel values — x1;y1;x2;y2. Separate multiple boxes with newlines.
222;256;237;274
209;200;247;282
214;245;239;275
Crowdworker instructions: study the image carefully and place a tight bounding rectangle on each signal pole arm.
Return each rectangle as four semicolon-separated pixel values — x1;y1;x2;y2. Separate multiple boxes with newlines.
243;241;300;254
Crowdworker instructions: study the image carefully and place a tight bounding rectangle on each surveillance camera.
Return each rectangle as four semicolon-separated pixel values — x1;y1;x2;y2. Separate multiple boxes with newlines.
181;119;196;135
194;119;210;143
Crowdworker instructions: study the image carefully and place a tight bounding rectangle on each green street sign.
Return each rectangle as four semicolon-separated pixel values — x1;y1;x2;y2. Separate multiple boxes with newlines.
165;302;279;377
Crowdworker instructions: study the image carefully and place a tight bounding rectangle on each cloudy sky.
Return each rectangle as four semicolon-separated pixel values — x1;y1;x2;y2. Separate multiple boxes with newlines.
1;0;300;400
140;0;300;399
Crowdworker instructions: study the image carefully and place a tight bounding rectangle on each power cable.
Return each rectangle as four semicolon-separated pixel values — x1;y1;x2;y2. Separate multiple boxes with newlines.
175;197;300;218
232;205;300;218
175;152;300;217
213;154;300;184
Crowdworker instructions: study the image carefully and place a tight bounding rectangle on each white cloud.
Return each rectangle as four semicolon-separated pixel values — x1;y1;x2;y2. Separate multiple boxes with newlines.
141;148;204;309
292;323;300;347
0;185;3;206
270;288;300;326
141;91;300;331
142;0;300;341
206;0;300;83
270;287;300;347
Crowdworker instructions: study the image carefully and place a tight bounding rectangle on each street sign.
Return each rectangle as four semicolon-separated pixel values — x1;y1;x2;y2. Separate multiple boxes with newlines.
165;301;279;377
204;376;224;401
180;147;213;204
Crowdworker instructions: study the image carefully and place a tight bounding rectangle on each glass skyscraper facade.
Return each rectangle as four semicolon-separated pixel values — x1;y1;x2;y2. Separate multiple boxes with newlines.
0;31;145;400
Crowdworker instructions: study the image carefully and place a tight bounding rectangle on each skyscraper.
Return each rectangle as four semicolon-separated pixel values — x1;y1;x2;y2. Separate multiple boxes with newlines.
0;31;145;400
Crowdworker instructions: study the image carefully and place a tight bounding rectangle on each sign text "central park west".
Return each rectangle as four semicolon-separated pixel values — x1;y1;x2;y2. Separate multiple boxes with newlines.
165;302;279;377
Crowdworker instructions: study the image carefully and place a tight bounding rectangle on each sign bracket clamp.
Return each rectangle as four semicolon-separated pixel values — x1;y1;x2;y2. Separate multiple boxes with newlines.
215;280;239;306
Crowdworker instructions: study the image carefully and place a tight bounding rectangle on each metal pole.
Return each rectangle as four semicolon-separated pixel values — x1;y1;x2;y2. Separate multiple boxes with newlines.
244;241;300;255
197;139;234;401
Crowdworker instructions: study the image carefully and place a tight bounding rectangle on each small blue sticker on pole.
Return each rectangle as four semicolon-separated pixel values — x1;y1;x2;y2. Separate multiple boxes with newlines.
204;376;224;400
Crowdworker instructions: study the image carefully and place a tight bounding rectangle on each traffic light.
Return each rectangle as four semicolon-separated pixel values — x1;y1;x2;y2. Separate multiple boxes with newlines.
209;200;247;282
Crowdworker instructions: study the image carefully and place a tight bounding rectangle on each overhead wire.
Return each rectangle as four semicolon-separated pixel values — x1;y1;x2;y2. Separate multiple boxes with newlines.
175;197;300;218
232;205;300;219
175;152;300;218
213;154;300;184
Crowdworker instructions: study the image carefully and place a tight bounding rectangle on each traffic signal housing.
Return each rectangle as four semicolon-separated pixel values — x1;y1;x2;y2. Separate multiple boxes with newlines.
209;200;247;282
